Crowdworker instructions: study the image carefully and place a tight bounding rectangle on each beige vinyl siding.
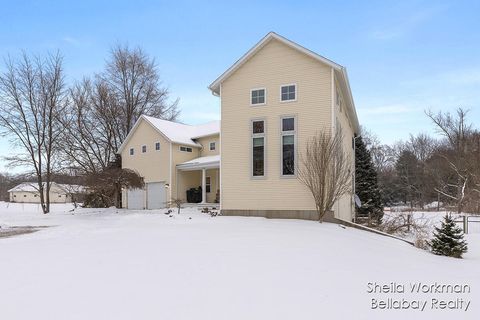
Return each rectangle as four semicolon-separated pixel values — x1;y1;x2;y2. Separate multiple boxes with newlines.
171;143;200;200
196;135;220;157
120;119;172;208
10;190;71;203
333;76;356;221
121;119;172;184
220;38;333;212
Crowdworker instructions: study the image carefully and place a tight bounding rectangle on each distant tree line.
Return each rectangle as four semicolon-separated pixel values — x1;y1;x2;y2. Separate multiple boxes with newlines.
0;46;179;212
362;108;480;214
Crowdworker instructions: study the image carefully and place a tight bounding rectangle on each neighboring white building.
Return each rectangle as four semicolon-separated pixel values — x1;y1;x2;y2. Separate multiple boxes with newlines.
8;182;85;203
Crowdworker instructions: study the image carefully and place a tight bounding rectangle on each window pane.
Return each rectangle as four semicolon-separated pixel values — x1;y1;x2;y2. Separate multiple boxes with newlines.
252;121;264;134
281;86;288;94
253;137;264;176
251;89;265;105
289;91;295;100
282;118;294;131
253;137;264;147
282;135;295;175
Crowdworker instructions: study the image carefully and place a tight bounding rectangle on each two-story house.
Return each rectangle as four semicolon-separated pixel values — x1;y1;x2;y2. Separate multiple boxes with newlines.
120;32;359;221
118;116;220;209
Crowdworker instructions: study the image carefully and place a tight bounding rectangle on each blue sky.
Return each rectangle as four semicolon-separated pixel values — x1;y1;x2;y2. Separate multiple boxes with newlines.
0;0;479;171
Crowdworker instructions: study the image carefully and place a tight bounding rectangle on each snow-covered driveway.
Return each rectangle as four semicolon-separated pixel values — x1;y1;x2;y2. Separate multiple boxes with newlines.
1;203;479;320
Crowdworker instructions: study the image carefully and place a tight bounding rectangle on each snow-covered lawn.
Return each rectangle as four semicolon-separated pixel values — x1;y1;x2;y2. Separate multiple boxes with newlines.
1;202;479;320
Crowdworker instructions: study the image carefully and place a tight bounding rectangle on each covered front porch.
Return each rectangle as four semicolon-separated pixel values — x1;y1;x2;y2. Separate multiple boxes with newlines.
176;155;220;205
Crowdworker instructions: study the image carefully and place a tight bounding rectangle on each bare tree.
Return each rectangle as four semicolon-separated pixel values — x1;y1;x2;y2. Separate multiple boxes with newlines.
426;108;472;213
0;53;66;213
102;44;180;140
59;79;118;173
60;45;180;175
297;130;352;222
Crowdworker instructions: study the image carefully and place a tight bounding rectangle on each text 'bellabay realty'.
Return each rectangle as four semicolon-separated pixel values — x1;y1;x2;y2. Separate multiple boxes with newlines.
367;282;472;312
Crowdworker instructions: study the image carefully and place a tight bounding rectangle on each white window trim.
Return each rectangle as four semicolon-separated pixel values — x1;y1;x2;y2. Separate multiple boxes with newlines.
280;115;297;178
155;142;161;151
206;176;211;193
209;142;216;151
250;87;267;106
141;145;147;153
250;118;267;179
279;83;297;103
129;147;134;156
179;146;193;152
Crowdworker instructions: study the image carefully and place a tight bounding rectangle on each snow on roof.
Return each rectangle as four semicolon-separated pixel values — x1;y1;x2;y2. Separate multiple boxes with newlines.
8;182;86;194
176;155;220;170
118;116;220;153
144;116;220;146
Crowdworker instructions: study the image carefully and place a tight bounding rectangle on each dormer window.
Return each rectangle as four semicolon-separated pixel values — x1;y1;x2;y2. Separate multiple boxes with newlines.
280;84;296;102
251;88;266;105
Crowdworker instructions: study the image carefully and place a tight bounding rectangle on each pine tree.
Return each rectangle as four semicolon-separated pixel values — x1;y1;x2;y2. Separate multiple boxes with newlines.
355;136;383;223
429;214;468;258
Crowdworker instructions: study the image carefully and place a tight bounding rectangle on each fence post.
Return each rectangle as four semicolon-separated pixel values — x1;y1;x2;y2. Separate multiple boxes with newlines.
463;215;468;234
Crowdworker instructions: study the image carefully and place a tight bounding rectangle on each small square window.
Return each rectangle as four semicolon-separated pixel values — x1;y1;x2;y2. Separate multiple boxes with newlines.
129;148;134;156
252;121;264;134
142;145;147;153
281;85;296;101
155;142;160;151
209;142;216;151
251;89;265;105
282;118;295;131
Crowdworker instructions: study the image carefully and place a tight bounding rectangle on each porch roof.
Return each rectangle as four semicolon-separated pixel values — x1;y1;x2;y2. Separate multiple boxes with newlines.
176;155;220;171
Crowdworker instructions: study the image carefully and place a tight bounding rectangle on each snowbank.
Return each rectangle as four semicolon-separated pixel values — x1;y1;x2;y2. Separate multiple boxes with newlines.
0;204;478;319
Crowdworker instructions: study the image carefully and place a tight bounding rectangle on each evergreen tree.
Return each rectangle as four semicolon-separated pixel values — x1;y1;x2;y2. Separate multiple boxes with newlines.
355;136;383;223
429;214;468;258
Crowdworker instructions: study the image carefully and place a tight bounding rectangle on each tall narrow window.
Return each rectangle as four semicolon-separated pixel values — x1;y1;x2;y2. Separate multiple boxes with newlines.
129;148;134;156
206;176;211;193
142;145;147;153
281;117;295;176
280;84;296;102
251;88;266;105
252;120;265;177
155;142;161;151
209;142;216;151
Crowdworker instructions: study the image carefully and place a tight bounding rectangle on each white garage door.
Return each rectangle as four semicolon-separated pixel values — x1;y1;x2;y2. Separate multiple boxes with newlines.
147;182;166;209
127;188;144;210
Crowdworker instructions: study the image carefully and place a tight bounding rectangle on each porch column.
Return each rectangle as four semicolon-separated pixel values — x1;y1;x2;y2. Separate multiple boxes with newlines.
201;168;206;204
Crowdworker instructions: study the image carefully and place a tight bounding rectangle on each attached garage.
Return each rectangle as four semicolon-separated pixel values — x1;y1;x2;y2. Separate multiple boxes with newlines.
127;188;145;210
147;182;166;209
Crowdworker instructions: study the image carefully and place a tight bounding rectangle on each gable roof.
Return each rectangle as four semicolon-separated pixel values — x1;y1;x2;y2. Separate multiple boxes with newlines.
208;32;359;132
117;115;220;153
8;182;85;193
